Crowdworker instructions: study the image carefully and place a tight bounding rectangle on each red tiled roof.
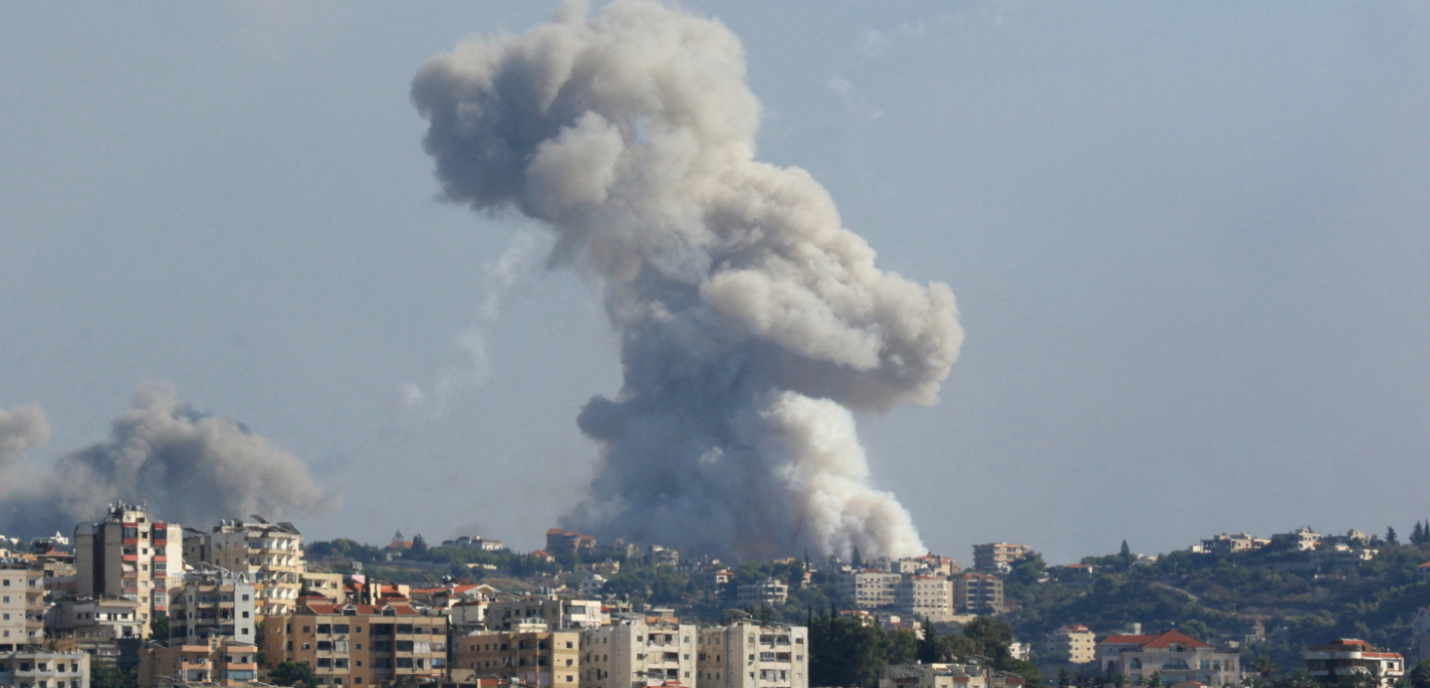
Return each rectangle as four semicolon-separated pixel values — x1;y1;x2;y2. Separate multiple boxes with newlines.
547;528;566;535
300;601;421;616
1100;631;1211;649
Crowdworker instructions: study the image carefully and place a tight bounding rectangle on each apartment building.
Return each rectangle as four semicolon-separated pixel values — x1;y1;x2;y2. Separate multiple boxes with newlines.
953;574;1004;614
839;571;901;609
1045;625;1096;664
485;597;605;631
1;563;46;650
0;650;90;688
580;618;697;688
262;598;450;687
972;544;1031;573
301;570;346;604
1095;630;1239;687
880;662;988;688
74;503;183;623
183;518;303;617
169;568;257;644
453;628;580;688
697;622;808;688
1306;639;1404;688
545;530;597;555
737;579;789;608
47;597;145;661
138;639;257;688
895;576;954;623
898;556;960;577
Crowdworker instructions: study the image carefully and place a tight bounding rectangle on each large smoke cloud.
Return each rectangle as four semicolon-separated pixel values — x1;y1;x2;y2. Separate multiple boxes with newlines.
413;0;963;559
0;383;330;536
0;404;50;473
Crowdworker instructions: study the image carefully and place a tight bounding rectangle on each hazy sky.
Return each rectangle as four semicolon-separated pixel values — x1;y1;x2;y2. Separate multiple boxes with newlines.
2;1;1428;564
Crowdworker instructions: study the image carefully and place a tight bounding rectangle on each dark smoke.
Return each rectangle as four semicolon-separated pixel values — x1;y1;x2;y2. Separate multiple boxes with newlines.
413;0;963;559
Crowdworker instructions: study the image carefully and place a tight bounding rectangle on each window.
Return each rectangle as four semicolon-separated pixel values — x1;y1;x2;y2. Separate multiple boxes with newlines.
318;625;332;634
396;658;413;668
335;624;350;634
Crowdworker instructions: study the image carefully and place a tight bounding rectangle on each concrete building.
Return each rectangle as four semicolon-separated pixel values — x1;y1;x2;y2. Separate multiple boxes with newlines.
138;639;257;688
47;598;146;662
545;530;597;555
183;518;303;617
1271;528;1321;552
0;650;91;688
261;597;450;687
301;570;347;604
74;503;183;624
453;628;580;688
1045;625;1096;664
840;571;902;609
898;556;960;577
485;597;605;631
169;568;257;644
1197;534;1270;555
1;563;46;650
1095;630;1239;687
1306;639;1404;688
648;546;679;568
580;618;697;688
880;662;988;688
953;574;1004;614
697;622;808;688
895;576;954;623
737;579;789;608
972;544;1031;573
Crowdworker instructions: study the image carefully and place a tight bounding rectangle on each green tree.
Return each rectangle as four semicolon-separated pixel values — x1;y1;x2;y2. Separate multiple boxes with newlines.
809;608;888;688
1413;523;1425;546
269;660;320;688
150;614;169;641
410;533;428;556
1058;668;1072;688
1147;671;1163;688
1408;660;1430;688
1120;540;1132;563
90;664;137;688
886;628;919;665
1386;527;1399;545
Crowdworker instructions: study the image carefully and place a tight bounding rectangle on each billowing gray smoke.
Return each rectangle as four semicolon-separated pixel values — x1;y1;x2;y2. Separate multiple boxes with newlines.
0;403;49;473
0;383;329;536
413;0;963;559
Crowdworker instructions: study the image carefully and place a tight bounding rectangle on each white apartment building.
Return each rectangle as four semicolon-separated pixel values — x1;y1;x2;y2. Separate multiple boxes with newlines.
485;597;606;631
840;571;901;609
737;579;789;608
581;618;697;688
1306;639;1403;688
170;568;257;644
698;622;808;688
0;650;90;688
74;503;183;624
895;576;954;623
183;518;303;617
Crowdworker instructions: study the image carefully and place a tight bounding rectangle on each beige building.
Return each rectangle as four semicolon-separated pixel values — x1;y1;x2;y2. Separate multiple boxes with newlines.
580;618;697;688
485;596;605;631
972;544;1031;573
138;638;257;687
1306;639;1403;688
0;650;91;688
301;570;346;604
880;662;988;688
47;597;146;661
953;574;1004;613
453;628;580;688
262;598;449;688
896;576;954;623
1;563;46;650
75;503;183;624
170;568;257;644
737;579;789;608
1096;630;1239;687
840;571;902;609
697;622;808;688
183;518;303;617
545;529;597;555
1046;625;1096;664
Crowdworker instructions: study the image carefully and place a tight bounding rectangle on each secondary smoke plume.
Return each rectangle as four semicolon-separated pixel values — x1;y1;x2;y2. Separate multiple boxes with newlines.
0;403;49;473
413;0;963;559
0;383;330;536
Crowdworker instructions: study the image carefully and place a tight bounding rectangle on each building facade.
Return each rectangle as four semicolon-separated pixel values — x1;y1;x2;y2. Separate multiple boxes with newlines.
0;564;43;651
261;598;450;687
840;571;902;609
896;577;954;623
1046;625;1096;664
697;622;808;688
453;629;580;688
952;574;1004;614
1095;630;1239;687
580;618;697;688
74;503;183;624
169;569;257;644
138;639;257;688
485;597;605;631
1306;639;1404;688
0;650;91;688
183;518;303;617
972;544;1031;573
737;579;789;608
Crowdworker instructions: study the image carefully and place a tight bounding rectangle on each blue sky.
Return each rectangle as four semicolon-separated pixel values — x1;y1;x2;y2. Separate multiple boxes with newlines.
2;1;1428;563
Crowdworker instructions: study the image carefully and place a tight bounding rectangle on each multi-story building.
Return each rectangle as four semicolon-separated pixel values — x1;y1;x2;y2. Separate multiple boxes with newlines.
897;556;960;577
74;503;183;624
1306;639;1404;688
1271;528;1321;552
648;546;679;568
580;618;697;688
953;574;1004;614
840;571;901;609
0;650;91;688
453;628;579;688
972;544;1031;573
47;597;146;661
697;622;808;688
1045;625;1096;664
1095;630;1240;687
261;597;450;688
169;568;257;644
895;576;954;623
737;579;789;608
301;570;346;604
137;638;257;688
485;597;605;631
1;562;46;650
183;518;303;617
880;662;988;688
545;530;597;555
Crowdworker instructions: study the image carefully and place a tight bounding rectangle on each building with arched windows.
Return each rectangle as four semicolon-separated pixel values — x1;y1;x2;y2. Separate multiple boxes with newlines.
1095;630;1240;687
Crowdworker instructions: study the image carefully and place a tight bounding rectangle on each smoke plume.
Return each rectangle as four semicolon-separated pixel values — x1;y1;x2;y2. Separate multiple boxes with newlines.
413;0;962;559
0;403;49;473
0;383;330;536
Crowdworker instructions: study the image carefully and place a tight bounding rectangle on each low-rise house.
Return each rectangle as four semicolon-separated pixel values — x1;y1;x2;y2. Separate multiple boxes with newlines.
1272;528;1320;552
1197;534;1270;555
1306;639;1404;688
1095;630;1239;687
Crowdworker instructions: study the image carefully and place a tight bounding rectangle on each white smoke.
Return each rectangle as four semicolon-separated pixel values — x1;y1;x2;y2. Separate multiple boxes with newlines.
412;0;963;559
0;383;331;535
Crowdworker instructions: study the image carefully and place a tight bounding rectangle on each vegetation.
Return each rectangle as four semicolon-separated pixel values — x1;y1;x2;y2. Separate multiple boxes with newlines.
268;660;320;688
90;664;137;688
